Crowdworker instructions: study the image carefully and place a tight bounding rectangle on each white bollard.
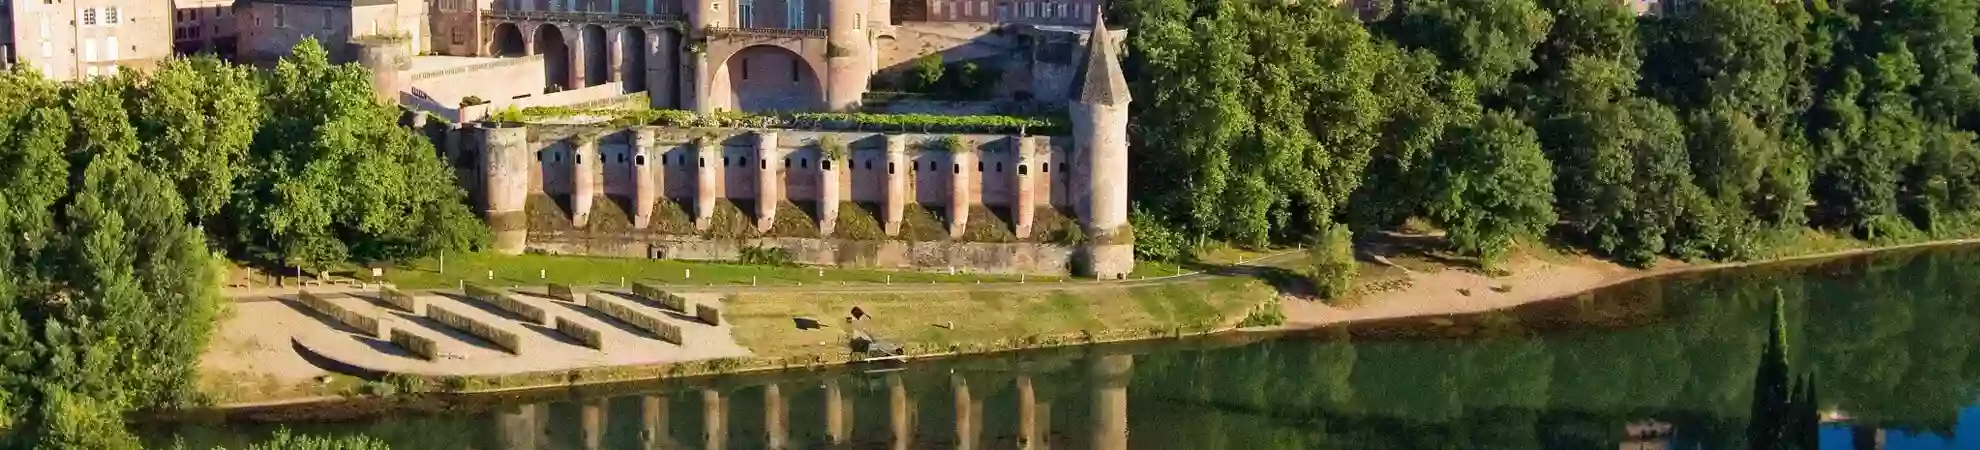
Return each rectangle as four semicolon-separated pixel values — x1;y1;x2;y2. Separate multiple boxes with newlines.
486;270;493;280
752;276;758;287
539;269;546;280
685;269;691;280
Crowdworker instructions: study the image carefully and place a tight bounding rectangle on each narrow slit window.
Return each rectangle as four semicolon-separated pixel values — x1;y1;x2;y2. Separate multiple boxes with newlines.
723;156;729;166
954;164;960;174
1019;165;1028;175
977;161;984;172
823;160;832;170
555;152;563;163
801;158;808;168
889;162;896;174
761;159;767;169
1042;162;1049;173
996;162;1003;172
699;157;707;167
784;158;791;168
865;160;872;170
636;155;647;165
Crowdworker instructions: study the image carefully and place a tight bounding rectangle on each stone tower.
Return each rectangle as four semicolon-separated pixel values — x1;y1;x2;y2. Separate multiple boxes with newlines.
352;39;411;104
825;0;873;111
480;124;532;255
1070;9;1133;279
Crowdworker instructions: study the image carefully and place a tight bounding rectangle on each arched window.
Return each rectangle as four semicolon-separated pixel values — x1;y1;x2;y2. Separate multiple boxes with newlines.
823;160;832;170
889;162;896;174
636;155;647;165
1042;162;1049;173
1019;164;1028;175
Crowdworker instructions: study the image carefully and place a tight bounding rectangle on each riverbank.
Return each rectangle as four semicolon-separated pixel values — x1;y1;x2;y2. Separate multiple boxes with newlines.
192;236;1980;412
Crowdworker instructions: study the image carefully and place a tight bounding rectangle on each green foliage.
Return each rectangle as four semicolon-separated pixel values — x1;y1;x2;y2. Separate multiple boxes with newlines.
486;105;526;124
239;38;489;270
214;428;392;450
1130;207;1186;262
738;245;797;267
459;95;488;107
1427;111;1557;268
788;112;1059;134
910;53;945;92
129;55;264;225
817;134;849;160
1236;301;1287;328
1307;223;1358;301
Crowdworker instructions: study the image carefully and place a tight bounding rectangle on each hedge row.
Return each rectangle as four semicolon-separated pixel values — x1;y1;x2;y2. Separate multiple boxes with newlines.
694;303;722;326
555;317;606;350
465;283;549;326
297;290;383;338
380;287;421;313
584;292;683;345
547;283;577;302
390;328;438;361
427;305;524;355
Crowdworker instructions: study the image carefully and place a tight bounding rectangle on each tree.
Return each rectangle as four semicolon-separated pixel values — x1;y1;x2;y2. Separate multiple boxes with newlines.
236;39;487;270
1426;110;1557;267
129;56;264;225
1385;0;1554;95
1308;223;1357;300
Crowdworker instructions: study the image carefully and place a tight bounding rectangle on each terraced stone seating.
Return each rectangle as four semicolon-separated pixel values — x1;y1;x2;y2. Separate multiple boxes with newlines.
296;290;383;338
464;283;550;326
583;292;684;345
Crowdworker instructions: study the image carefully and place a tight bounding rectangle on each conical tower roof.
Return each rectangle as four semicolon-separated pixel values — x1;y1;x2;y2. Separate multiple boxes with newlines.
1074;7;1130;106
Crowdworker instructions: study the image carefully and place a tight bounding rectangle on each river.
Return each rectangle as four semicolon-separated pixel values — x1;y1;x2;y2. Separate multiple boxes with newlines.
146;244;1980;449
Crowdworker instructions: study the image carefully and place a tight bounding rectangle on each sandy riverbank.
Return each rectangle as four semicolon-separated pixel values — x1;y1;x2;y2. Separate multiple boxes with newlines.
1282;238;1980;329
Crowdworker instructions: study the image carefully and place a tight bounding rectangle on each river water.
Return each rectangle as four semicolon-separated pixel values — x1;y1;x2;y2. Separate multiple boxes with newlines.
148;245;1980;449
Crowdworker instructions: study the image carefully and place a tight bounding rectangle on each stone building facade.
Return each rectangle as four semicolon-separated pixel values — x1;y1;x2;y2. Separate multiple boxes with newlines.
461;16;1132;277
173;0;242;57
1;0;171;80
238;0;429;63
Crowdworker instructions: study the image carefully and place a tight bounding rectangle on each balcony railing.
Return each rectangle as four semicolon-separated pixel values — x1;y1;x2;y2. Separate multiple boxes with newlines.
704;27;827;39
482;9;686;26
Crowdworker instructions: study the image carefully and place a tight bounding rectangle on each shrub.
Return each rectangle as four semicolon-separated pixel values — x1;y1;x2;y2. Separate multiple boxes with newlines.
487;105;526;124
459;95;488;107
1308;224;1358;301
1130;207;1186;262
1237;302;1287;328
738;245;796;266
911;53;945;92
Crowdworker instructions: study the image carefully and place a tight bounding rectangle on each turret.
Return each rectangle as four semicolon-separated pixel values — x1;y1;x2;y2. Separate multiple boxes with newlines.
481;124;531;255
1070;9;1132;279
352;39;411;104
826;0;872;111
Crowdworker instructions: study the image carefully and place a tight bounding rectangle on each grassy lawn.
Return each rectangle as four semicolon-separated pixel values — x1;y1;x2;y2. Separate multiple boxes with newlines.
381;252;1063;290
722;275;1277;360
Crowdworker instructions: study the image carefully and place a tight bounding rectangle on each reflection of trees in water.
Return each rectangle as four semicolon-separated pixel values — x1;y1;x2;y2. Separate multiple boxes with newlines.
1118;246;1980;449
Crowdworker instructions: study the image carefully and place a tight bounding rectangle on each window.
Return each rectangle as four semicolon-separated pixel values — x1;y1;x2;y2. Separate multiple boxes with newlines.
538;151;545;161
40;41;51;59
1042;162;1049;173
637;155;647;166
823;160;832;170
864;160;871;170
737;0;753;28
618;153;626;163
996;162;1003;172
784;158;790;168
977;161;984;172
575;153;583;164
723;156;730;166
83;39;96;62
39;13;49;36
931;1;941;16
555;152;563;162
106;37;117;61
759;159;765;169
853;13;861;29
1019;165;1028;175
800;158;808;168
699;157;706;167
888;162;895;174
81;8;96;26
953;164;960;174
274;5;285;28
451;27;463;45
104;7;118;25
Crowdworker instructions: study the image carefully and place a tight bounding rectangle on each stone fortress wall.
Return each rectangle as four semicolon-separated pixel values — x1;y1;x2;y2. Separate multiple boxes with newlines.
464;123;1095;275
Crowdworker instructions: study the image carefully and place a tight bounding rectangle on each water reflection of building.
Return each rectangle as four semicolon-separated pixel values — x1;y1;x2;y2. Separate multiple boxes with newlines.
1620;421;1671;450
482;351;1137;450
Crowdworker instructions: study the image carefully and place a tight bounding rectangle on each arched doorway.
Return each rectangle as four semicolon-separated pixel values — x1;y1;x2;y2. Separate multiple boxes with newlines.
619;27;648;93
582;25;610;87
535;24;571;91
714;44;822;112
491;23;527;57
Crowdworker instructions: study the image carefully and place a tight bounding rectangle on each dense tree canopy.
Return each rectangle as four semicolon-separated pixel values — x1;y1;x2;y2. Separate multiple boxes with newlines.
0;39;477;447
1122;0;1980;267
